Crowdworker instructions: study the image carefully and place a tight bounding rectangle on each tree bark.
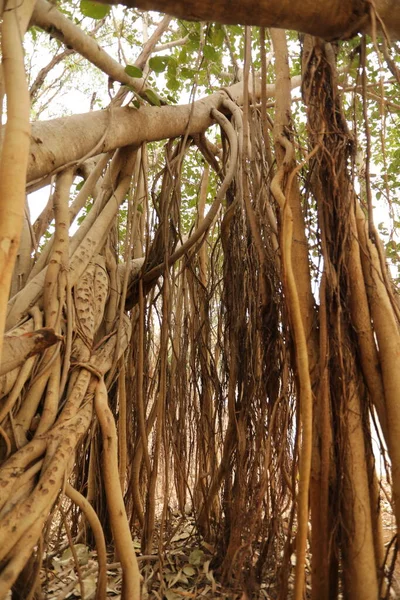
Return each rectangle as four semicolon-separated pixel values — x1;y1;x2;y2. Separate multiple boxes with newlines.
96;0;400;40
23;75;301;185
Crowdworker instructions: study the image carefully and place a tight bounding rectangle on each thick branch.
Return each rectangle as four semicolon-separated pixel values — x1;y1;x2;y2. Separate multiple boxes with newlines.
25;75;301;184
97;0;374;39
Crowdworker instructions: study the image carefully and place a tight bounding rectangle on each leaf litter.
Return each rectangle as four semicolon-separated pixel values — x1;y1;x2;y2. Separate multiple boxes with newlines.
39;512;280;599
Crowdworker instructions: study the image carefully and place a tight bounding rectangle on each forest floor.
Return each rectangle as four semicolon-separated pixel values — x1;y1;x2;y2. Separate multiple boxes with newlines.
32;487;399;599
42;511;281;600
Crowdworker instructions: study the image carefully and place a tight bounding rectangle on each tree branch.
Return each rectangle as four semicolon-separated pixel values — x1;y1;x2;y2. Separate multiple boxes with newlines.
31;0;162;103
95;0;374;39
25;74;302;184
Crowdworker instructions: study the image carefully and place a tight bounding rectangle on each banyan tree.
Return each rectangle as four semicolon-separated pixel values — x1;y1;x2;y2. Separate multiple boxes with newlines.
1;0;400;598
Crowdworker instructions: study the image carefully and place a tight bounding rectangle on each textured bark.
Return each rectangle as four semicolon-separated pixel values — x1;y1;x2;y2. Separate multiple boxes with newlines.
96;0;400;40
0;328;61;376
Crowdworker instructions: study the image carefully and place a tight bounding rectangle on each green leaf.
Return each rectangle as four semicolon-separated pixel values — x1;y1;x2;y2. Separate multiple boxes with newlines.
80;0;110;19
230;24;243;35
209;24;225;47
178;47;187;63
149;56;170;73
29;26;39;42
167;78;180;92
144;89;161;106
203;45;219;62
167;57;178;76
124;65;143;78
187;31;200;51
180;67;195;79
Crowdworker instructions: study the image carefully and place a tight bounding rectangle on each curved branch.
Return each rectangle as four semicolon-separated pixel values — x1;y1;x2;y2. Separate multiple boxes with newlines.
142;106;238;284
65;484;107;600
